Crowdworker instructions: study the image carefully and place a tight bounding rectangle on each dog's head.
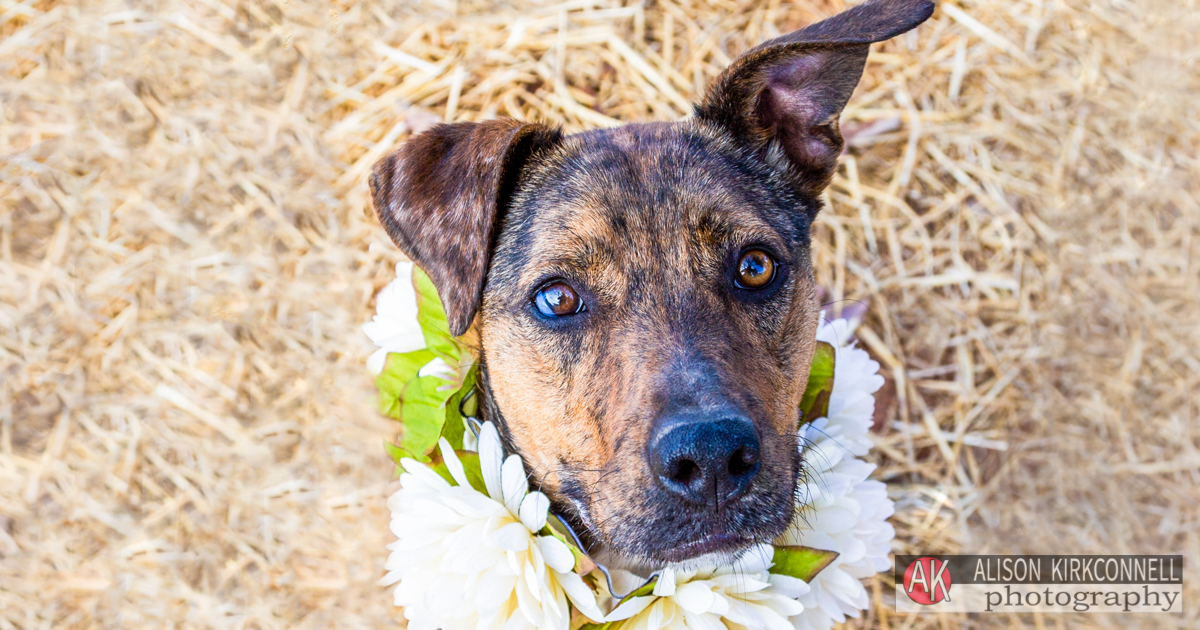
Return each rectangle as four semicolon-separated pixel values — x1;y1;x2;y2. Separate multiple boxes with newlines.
370;0;933;567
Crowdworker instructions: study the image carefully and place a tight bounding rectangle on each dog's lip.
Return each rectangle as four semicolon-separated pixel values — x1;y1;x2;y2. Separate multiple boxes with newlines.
655;533;754;564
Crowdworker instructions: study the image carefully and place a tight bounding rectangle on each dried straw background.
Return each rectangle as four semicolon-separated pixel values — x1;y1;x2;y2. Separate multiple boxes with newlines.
1;0;1197;627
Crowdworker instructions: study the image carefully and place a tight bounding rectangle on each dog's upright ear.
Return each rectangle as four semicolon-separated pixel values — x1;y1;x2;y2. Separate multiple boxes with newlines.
696;0;934;199
369;119;562;336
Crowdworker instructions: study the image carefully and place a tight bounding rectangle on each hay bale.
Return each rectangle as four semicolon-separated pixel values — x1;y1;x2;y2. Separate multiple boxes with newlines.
1;0;1195;627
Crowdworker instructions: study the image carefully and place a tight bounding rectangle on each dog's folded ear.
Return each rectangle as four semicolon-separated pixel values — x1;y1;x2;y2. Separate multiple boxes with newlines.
369;119;562;336
696;0;934;199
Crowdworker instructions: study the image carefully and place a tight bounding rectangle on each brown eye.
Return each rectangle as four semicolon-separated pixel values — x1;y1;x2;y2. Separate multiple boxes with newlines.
736;249;776;289
534;282;584;317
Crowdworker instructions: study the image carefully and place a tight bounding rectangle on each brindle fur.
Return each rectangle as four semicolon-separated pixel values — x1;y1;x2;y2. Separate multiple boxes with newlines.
369;0;934;567
480;120;822;565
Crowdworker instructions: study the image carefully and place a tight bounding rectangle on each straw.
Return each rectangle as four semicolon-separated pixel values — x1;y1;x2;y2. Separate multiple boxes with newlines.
1;0;1196;627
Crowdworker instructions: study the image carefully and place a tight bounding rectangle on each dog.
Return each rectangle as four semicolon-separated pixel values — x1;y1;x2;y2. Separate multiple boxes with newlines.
369;0;934;570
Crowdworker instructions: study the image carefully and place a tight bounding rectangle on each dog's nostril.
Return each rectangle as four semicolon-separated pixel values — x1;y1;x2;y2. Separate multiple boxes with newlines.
670;458;701;486
650;414;762;505
728;446;760;477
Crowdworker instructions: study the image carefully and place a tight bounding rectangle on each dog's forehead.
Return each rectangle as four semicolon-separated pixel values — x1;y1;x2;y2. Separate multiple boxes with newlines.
528;121;762;211
500;121;810;284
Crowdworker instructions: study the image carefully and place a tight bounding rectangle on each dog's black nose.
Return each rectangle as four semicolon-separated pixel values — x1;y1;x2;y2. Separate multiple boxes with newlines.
650;414;761;505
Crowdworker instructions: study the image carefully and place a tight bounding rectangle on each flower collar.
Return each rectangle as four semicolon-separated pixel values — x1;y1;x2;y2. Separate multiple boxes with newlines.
367;262;893;630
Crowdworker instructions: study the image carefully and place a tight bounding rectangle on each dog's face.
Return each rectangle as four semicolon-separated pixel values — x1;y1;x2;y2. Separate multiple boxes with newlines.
479;121;821;566
370;0;933;567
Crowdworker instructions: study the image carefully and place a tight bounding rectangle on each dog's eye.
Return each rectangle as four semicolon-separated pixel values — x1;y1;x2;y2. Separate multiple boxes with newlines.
735;249;776;290
534;282;584;317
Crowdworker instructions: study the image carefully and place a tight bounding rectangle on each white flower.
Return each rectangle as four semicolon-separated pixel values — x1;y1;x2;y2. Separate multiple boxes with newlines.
778;317;894;630
808;316;885;457
380;422;605;630
779;458;894;630
603;545;809;630
364;261;427;374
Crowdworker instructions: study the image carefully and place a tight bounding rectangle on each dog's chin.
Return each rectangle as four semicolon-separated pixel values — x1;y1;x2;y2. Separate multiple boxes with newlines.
590;534;760;575
656;533;756;566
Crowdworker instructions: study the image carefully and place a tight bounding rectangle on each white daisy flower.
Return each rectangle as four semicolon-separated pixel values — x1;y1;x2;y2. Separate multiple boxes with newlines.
779;317;894;630
603;545;809;630
380;422;605;630
364;261;428;375
809;316;885;457
778;457;894;630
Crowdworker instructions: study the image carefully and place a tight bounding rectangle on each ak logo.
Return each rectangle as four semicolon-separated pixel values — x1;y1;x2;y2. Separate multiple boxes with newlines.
903;557;953;605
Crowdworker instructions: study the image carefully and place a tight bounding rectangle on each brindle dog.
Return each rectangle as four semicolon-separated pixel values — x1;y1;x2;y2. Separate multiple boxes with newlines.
369;0;934;569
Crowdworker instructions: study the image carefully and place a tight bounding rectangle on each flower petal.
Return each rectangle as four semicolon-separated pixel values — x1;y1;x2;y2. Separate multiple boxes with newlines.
500;455;528;515
519;492;550;532
479;422;505;501
366;348;389;375
673;582;715;614
400;458;451;491
419;357;456;381
493;522;531;552
474;571;517;611
766;573;810;600
556;569;604;621
736;544;774;574
608;569;650;597
438;438;470;487
653;568;676;597
523;560;543;602
514;574;543;627
363;262;425;354
680;610;725;630
645;598;670;630
535;535;574;573
604;596;655;622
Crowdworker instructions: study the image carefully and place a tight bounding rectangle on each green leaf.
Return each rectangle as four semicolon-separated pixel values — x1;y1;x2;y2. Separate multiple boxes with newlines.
382;440;410;481
412;266;460;359
398;375;457;461
577;622;615;630
799;341;836;424
428;449;487;493
376;349;437;419
382;439;406;463
374;267;480;463
439;411;467;451
770;545;840;582
439;366;478;450
623;580;657;599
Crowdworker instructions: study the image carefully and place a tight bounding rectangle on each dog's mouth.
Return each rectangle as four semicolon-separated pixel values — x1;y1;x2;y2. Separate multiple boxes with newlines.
578;526;762;574
547;427;802;569
658;533;755;565
555;483;795;571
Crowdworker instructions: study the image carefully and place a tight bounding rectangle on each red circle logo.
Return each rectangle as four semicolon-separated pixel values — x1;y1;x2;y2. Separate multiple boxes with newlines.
903;557;953;605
